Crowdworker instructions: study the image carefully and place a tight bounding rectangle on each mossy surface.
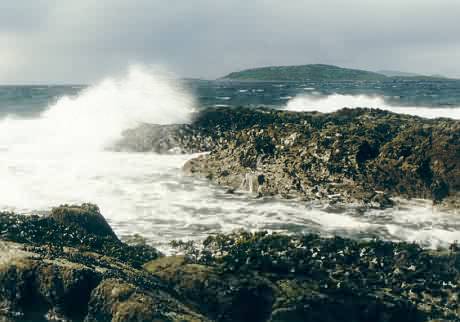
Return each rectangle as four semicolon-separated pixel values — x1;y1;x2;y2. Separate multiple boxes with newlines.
171;231;460;321
117;106;459;209
186;107;459;208
1;207;460;321
0;205;160;268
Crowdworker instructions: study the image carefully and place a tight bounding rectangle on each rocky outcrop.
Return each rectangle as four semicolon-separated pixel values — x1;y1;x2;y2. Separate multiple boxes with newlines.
168;232;460;322
85;279;208;322
116;106;459;209
143;256;275;322
50;203;119;240
0;205;206;322
114;124;216;154
1;206;459;321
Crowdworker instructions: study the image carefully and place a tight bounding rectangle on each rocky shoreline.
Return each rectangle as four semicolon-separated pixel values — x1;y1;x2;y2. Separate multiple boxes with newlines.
1;204;459;322
2;107;458;321
117;106;459;210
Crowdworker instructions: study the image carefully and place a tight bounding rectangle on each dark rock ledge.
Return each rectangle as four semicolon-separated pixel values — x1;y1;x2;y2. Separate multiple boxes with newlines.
116;106;460;209
1;204;459;321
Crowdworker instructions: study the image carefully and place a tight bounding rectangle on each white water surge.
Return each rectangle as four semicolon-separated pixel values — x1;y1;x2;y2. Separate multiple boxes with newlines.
286;93;460;120
1;69;459;251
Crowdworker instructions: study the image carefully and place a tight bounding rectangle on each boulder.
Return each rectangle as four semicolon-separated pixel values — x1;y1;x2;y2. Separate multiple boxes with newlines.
0;241;100;321
2;208;460;321
144;256;275;322
171;231;460;321
85;279;209;322
50;203;119;240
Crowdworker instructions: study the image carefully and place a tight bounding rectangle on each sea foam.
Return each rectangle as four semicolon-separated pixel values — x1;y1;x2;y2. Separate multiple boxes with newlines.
0;65;195;154
0;70;459;252
286;93;460;120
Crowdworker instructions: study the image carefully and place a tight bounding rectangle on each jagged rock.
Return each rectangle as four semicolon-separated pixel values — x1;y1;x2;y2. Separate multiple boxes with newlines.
115;106;459;208
0;204;161;268
144;256;275;322
0;241;100;321
135;106;457;209
114;124;216;154
85;279;209;322
2;208;459;321
172;231;460;321
0;209;205;322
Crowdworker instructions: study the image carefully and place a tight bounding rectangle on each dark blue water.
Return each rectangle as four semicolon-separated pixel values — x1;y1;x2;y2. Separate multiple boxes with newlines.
1;79;460;118
0;85;84;118
189;79;460;109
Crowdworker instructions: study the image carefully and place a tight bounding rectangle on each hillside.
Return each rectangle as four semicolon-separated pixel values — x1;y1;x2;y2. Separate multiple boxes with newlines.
377;70;422;77
222;64;388;81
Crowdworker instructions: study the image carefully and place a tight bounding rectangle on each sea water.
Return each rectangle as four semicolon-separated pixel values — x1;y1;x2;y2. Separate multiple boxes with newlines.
1;66;459;252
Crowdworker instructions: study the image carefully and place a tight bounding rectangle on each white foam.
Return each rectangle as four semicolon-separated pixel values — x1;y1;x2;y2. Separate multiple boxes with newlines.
0;65;195;153
286;93;460;120
0;72;459;252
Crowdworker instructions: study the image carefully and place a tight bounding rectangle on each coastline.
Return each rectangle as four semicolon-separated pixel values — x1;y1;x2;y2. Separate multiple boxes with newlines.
1;105;459;321
118;106;459;210
1;204;459;321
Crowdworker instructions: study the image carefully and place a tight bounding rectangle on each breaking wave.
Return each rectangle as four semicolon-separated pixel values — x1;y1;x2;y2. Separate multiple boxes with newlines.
0;71;458;251
286;93;460;120
0;65;195;153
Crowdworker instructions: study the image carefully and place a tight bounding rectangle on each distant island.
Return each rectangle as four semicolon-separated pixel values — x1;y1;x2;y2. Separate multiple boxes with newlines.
221;64;451;81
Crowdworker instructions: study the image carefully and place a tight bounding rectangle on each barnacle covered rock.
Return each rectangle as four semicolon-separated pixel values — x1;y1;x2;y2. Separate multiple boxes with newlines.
117;106;459;209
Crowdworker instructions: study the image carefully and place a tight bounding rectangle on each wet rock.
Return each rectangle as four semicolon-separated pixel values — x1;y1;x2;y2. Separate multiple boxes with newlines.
173;231;460;321
168;107;459;209
0;242;100;321
2;208;460;321
0;210;204;322
240;173;266;193
0;204;161;269
144;256;275;322
114;124;216;154
85;279;209;322
50;204;118;240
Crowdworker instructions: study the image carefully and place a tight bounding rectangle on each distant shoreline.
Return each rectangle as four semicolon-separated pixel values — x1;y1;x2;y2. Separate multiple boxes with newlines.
220;63;456;82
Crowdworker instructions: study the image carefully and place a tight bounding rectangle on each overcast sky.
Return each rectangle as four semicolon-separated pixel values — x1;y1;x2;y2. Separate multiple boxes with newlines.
1;0;459;84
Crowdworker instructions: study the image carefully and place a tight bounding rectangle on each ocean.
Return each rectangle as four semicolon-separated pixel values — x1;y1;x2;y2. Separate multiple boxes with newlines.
1;67;459;251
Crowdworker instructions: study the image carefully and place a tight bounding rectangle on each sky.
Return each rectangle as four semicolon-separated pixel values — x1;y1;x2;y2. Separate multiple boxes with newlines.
1;0;459;84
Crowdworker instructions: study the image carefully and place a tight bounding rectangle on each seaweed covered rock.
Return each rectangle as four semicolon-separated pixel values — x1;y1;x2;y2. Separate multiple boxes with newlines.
85;279;209;322
115;106;459;208
0;244;100;321
2;207;460;321
0;204;160;268
144;256;275;322
171;231;460;322
177;107;459;208
0;208;206;322
0;242;207;322
114;124;217;154
50;203;119;240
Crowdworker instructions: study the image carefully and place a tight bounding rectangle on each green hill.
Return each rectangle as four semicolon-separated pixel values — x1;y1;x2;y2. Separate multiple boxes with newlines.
222;64;388;81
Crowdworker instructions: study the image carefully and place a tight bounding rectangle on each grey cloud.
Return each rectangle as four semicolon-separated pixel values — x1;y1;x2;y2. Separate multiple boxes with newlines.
0;0;52;32
0;0;459;83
